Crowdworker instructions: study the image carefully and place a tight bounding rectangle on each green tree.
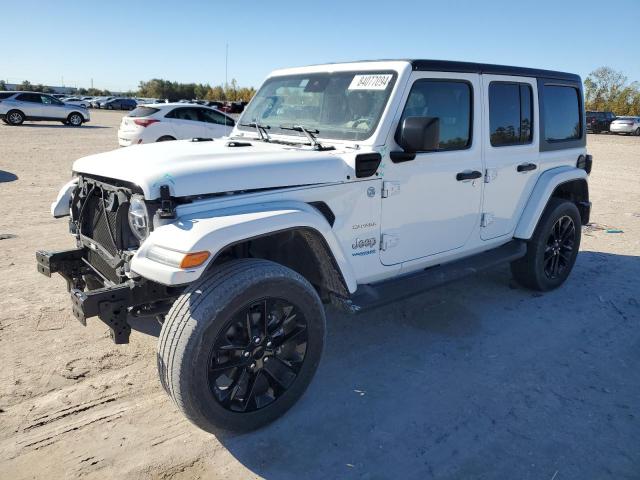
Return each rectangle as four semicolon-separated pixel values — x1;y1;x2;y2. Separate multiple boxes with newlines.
19;80;33;91
0;80;6;90
584;67;640;115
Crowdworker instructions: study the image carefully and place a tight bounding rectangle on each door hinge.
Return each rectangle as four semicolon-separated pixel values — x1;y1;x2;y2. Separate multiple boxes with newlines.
380;233;400;251
381;181;401;198
485;168;498;183
481;213;495;227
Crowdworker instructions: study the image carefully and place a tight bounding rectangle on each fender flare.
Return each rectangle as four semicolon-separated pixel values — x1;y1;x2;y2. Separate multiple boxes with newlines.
514;166;588;240
130;201;357;292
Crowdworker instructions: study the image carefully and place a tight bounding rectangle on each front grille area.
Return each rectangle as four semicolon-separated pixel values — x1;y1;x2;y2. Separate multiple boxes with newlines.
74;180;140;283
83;193;120;256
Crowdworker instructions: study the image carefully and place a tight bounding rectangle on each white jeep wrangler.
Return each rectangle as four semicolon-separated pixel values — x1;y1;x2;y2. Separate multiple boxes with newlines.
37;60;592;432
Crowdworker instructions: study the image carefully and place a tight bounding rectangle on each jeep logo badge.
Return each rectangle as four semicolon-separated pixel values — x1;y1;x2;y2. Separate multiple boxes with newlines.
367;187;376;198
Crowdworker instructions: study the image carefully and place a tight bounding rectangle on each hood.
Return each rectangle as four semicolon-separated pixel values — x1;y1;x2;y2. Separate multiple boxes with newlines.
72;139;354;199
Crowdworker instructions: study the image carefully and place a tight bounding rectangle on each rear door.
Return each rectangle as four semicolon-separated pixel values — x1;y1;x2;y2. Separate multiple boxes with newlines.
164;107;206;138
197;108;234;138
480;75;539;240
15;93;44;117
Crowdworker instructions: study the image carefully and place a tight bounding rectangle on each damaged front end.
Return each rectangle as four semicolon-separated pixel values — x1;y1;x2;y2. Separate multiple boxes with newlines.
36;175;179;343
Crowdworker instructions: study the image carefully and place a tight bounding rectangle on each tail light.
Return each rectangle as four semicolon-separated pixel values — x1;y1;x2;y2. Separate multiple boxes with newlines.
133;118;159;127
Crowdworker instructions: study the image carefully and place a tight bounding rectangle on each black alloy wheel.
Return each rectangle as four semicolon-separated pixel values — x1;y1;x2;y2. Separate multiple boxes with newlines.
208;297;308;413
543;215;576;280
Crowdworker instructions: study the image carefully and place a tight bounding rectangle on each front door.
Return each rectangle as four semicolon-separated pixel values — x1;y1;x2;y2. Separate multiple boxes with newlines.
198;108;233;138
380;72;483;266
40;95;66;119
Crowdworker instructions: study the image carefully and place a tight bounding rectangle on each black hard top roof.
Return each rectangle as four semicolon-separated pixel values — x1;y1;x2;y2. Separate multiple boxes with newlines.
410;59;581;82
298;59;581;83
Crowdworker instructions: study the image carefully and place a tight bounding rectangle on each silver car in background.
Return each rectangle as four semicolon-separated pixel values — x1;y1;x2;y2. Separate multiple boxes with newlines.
0;91;90;126
609;116;640;136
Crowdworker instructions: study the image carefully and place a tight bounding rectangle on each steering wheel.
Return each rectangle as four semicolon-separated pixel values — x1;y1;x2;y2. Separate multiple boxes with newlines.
351;118;370;130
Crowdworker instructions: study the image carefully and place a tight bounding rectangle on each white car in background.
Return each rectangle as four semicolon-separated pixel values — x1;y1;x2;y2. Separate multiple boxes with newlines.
609;116;640;136
117;103;235;146
62;97;90;108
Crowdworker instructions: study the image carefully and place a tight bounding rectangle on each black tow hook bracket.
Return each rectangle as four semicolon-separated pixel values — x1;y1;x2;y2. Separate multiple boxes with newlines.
70;284;133;344
158;184;176;219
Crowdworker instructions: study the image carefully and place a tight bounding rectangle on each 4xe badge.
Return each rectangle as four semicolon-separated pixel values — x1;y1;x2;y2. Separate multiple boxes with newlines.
352;237;377;257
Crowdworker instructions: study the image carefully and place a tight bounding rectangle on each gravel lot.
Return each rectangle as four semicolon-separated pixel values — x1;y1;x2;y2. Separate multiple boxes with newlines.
0;110;639;479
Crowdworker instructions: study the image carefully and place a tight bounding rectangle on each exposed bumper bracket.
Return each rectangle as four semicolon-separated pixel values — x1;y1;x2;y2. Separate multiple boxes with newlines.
70;284;133;344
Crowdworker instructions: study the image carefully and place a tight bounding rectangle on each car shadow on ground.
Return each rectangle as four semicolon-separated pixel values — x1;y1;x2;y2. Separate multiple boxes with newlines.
195;250;639;480
0;170;18;182
128;251;639;478
3;123;111;129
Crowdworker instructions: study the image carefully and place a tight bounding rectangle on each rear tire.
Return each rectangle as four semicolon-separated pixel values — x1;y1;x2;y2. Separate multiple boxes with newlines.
635;128;640;136
156;135;176;142
157;259;326;433
6;110;24;126
511;198;581;291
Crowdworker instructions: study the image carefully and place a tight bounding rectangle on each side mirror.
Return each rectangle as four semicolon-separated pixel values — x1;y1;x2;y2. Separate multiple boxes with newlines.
397;116;440;152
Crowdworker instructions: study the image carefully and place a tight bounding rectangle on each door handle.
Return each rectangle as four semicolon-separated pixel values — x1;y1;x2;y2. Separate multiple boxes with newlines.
517;163;537;172
456;170;482;181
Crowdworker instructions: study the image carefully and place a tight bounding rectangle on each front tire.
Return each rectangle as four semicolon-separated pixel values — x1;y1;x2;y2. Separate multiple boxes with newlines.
511;198;581;291
157;259;326;432
67;113;83;126
6;110;24;126
635;127;640;136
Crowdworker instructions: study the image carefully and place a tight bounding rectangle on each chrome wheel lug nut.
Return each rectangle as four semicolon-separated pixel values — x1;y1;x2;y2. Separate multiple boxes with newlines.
264;357;269;363
249;362;256;369
266;341;272;348
243;351;250;358
253;336;261;344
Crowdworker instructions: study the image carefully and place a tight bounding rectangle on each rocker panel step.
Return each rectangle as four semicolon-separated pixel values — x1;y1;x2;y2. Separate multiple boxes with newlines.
349;240;527;312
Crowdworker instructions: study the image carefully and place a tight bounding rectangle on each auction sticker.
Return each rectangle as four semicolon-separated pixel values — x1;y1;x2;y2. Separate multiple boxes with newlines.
348;74;393;90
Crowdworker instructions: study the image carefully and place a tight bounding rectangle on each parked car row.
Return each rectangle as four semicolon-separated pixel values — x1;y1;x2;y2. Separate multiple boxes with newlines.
117;103;235;146
586;111;640;135
0;91;90;126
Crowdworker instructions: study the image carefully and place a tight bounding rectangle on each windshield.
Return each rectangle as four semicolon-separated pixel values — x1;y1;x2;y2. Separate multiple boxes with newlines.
238;71;397;141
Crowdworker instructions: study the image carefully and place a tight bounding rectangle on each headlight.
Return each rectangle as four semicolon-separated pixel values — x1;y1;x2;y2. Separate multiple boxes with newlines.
128;196;149;241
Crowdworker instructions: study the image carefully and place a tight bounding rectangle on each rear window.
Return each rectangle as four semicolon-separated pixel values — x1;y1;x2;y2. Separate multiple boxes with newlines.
543;85;581;142
128;106;160;118
0;92;14;99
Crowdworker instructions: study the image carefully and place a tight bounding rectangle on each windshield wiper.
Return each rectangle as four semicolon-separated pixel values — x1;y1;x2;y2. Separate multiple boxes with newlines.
279;124;334;151
240;122;271;142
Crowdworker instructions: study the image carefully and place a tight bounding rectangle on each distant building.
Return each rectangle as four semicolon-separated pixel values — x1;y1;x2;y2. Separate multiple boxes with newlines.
3;83;77;94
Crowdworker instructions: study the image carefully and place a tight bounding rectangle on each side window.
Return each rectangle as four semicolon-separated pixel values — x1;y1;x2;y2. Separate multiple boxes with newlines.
17;93;42;103
543;85;581;141
41;95;53;105
489;82;533;147
167;108;199;121
199;108;234;126
399;80;472;151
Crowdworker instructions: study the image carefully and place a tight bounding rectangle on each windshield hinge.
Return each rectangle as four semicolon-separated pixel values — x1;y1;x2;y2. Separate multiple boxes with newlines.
381;181;401;198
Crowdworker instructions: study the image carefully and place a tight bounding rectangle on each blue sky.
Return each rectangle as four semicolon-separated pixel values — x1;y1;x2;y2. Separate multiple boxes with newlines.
2;0;639;91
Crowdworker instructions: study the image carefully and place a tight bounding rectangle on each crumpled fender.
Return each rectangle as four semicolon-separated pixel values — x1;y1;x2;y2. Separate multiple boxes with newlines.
130;201;357;291
514;166;588;240
51;178;78;218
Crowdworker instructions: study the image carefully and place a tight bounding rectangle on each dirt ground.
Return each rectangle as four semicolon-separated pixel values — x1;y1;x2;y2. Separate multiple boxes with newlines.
0;110;638;479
